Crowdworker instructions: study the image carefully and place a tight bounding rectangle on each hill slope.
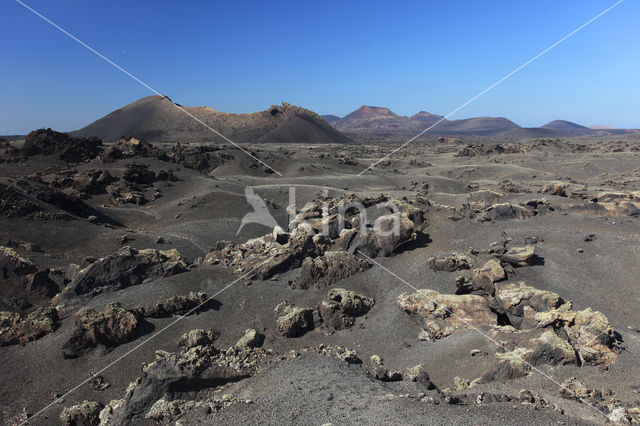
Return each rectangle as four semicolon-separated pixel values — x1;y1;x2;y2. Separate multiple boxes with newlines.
71;96;351;144
541;120;593;136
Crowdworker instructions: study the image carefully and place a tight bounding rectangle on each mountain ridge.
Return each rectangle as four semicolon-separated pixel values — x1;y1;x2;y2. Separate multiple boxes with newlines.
326;105;636;137
71;96;352;144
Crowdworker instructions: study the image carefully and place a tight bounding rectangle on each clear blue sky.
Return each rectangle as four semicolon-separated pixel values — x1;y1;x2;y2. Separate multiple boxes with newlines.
1;0;638;134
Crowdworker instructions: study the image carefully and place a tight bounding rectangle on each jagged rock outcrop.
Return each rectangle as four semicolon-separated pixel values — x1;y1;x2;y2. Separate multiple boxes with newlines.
426;252;475;272
292;251;370;289
337;212;417;257
60;247;188;299
98;340;269;425
205;224;328;281
139;292;207;318
397;289;495;340
60;400;103;426
22;128;103;163
462;259;506;295
0;184;43;218
0;306;59;346
62;303;141;358
0;246;59;300
398;277;619;382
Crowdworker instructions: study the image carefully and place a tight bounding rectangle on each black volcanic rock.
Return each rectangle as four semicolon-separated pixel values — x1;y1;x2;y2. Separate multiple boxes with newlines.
23;128;102;162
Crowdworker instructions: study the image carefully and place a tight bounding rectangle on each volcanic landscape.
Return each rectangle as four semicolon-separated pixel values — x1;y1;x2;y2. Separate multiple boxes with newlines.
1;96;640;425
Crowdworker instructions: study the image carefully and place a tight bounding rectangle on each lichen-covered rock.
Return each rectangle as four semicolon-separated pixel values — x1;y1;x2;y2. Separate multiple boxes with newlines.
366;355;401;382
402;364;436;389
494;281;562;328
235;328;264;350
178;329;218;348
60;400;103;426
0;306;59;346
60;247;188;299
498;245;536;267
567;308;618;366
145;396;240;424
397;289;495;340
467;259;506;295
62;303;141;358
494;347;533;379
426;252;475;272
528;329;577;366
292;251;370;289
274;301;317;337
318;288;374;330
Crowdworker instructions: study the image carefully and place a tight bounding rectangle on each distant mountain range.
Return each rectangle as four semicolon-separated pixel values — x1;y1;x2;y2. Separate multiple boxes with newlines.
321;106;637;138
4;100;637;142
70;96;351;144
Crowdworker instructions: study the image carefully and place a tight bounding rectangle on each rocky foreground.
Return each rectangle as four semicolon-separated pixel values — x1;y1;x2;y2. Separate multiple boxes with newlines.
1;130;640;424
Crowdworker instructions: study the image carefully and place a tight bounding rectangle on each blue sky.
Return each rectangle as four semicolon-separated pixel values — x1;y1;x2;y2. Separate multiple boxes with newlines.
1;0;638;134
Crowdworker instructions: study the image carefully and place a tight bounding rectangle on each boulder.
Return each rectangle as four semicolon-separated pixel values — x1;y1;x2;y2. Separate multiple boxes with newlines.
60;247;188;299
204;224;328;281
493;347;533;380
494;281;562;328
397;289;495;340
292;251;370;289
178;329;218;348
467;259;506;295
426;252;475;272
235;328;264;350
477;203;535;222
0;306;59;346
402;364;436;389
60;400;103;426
140;292;207;318
498;245;536;267
62;303;141;358
122;163;156;185
367;355;401;382
0;246;59;299
318;288;374;330
274;301;317;337
336;213;417;257
541;182;567;197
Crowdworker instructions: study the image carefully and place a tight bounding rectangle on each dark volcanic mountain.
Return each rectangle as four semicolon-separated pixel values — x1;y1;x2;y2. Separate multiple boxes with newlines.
333;105;419;133
326;106;636;138
411;111;444;126
541;120;593;136
332;105;521;136
320;114;341;124
71;96;352;144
